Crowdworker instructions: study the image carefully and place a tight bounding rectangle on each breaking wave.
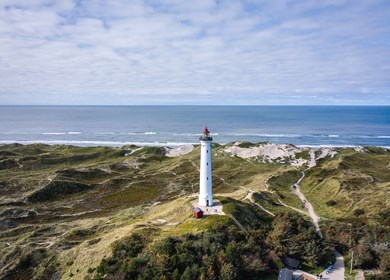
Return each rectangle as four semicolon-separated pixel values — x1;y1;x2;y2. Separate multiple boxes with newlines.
43;132;82;135
0;140;195;147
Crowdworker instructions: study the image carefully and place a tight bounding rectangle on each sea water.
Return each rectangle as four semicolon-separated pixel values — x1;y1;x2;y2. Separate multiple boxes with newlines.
0;106;389;147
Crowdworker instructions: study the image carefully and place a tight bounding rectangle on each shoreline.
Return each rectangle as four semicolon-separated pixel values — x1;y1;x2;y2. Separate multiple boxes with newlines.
0;140;389;149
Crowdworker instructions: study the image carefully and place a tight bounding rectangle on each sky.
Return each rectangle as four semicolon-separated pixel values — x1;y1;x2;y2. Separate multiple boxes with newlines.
0;0;389;105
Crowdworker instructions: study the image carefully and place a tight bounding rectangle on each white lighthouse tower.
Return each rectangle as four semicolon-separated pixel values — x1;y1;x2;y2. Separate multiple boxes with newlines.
199;127;213;207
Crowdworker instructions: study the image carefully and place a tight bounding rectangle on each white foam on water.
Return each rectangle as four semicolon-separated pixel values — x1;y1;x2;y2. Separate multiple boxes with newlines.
43;132;66;135
0;140;196;147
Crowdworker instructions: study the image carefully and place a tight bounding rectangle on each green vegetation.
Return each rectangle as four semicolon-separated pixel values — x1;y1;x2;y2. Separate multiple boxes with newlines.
219;196;274;228
301;149;390;220
299;148;390;277
91;204;332;280
0;143;388;279
237;141;255;148
268;170;303;208
2;248;58;280
252;191;292;215
27;180;92;202
295;150;310;160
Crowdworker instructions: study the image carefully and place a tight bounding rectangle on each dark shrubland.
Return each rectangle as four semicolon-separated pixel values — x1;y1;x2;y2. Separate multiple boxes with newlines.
91;203;334;280
92;225;276;280
27;180;92;202
0;144;388;279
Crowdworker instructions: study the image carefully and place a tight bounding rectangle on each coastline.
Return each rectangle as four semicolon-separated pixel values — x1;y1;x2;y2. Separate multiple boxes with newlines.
1;106;389;148
0;140;389;149
0;136;388;280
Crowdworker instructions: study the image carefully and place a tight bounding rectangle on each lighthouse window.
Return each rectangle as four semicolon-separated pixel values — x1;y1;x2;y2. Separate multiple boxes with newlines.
207;150;208;153
207;177;208;180
207;162;208;166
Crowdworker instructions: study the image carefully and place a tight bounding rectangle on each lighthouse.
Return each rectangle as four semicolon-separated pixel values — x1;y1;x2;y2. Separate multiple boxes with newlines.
199;127;213;207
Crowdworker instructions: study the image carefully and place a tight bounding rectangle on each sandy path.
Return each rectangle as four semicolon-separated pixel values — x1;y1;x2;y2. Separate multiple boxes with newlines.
277;198;308;216
291;170;346;279
291;171;323;238
242;187;276;217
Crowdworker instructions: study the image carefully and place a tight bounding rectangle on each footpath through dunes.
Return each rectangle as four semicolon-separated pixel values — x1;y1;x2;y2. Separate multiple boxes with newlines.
0;142;279;279
292;171;323;238
0;142;388;279
223;142;352;279
290;169;346;280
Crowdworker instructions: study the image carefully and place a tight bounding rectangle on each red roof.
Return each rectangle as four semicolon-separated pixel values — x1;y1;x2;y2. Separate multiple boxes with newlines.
203;127;210;134
194;207;203;213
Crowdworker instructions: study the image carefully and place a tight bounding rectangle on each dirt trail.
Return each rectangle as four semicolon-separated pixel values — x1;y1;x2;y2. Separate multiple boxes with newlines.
290;167;345;280
241;187;276;217
277;198;308;216
292;171;323;238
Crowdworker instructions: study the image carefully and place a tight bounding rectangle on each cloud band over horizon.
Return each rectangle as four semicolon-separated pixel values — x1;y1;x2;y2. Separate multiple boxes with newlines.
0;0;389;105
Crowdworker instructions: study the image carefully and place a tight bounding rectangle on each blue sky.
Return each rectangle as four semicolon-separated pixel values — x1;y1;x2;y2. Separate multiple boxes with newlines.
0;0;389;105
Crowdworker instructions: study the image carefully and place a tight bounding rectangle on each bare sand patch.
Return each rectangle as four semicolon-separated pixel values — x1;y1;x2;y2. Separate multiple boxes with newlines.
224;142;338;167
165;144;194;157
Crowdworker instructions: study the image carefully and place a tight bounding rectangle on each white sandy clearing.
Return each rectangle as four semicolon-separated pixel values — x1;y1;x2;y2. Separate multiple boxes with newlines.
353;146;367;153
308;149;317;168
223;142;308;166
316;148;338;161
224;142;338;167
224;142;302;161
165;144;194;157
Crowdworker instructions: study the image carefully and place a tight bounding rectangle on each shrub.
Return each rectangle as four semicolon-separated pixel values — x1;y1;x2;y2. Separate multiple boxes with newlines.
295;151;310;160
19;254;33;268
237;142;254;148
27;180;92;202
353;244;376;268
354;209;365;216
326;200;337;206
380;251;390;277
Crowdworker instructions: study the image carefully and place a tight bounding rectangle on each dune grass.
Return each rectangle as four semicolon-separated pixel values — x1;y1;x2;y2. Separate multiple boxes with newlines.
300;149;390;222
0;143;389;279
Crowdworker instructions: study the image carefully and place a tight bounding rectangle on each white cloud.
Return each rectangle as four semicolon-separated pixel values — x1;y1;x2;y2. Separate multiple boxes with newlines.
0;0;389;104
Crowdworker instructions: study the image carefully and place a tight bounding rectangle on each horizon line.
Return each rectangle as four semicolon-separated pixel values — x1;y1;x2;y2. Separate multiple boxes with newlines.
1;104;390;107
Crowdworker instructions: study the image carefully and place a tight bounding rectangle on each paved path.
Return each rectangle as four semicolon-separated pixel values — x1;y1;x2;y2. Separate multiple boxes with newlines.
319;251;345;280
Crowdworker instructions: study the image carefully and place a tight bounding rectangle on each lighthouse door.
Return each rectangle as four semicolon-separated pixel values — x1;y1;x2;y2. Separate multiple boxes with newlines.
206;200;209;206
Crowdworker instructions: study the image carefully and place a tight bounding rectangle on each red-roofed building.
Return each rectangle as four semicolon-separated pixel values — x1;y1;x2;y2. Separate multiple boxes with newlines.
193;207;203;218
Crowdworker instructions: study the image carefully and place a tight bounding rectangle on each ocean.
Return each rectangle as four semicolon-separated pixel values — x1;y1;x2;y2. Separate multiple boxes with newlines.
0;106;389;147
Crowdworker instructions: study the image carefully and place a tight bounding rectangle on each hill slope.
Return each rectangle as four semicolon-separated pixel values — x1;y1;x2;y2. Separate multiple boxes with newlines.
0;143;388;279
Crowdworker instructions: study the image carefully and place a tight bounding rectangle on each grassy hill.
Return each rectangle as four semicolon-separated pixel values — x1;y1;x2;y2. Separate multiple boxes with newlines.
300;147;390;222
0;143;388;279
